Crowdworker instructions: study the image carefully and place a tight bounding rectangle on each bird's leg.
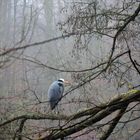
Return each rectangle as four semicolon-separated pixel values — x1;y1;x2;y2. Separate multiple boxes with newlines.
56;105;61;128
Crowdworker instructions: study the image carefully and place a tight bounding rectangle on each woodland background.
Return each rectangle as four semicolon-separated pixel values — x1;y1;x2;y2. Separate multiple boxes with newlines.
0;0;140;140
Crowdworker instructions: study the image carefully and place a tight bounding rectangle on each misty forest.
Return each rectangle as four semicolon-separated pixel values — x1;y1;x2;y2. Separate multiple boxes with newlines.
0;0;140;140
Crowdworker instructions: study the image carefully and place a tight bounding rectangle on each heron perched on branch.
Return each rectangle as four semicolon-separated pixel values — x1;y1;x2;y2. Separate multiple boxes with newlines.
48;78;70;110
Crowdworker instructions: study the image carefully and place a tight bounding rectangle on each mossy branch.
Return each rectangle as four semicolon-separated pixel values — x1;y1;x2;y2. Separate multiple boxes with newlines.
39;90;140;140
1;90;140;140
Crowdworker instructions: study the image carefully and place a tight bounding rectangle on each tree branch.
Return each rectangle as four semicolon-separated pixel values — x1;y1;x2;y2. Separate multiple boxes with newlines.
39;90;140;140
128;49;140;75
100;106;128;140
0;114;69;127
13;118;27;140
0;33;75;57
107;4;140;68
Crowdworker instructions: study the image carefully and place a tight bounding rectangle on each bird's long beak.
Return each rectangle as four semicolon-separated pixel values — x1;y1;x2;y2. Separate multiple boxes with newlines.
64;80;71;85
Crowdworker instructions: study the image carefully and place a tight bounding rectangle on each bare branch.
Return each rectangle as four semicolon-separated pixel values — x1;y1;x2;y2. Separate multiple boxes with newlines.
107;4;140;68
0;33;76;57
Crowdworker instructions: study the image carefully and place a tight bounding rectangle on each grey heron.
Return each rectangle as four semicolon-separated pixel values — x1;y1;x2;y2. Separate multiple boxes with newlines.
48;78;69;110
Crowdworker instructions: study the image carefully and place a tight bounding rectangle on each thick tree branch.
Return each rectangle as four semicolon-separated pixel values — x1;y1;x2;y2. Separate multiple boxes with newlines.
1;90;140;140
0;114;69;127
39;90;140;140
1;90;140;128
100;106;128;140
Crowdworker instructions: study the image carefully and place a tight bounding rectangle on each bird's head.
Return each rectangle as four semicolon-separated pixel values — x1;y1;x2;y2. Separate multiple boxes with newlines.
58;78;71;85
